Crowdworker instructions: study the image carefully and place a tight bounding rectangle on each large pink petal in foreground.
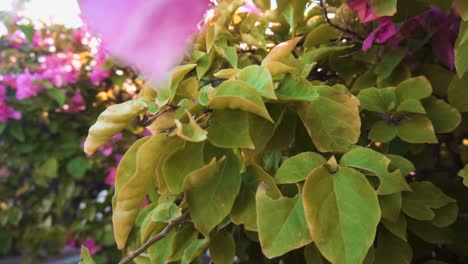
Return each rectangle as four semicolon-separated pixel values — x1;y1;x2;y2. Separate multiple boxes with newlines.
79;0;208;90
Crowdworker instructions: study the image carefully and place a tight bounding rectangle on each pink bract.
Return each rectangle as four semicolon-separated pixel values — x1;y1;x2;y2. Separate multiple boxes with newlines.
363;17;399;51
79;0;209;90
82;237;102;255
15;69;43;100
347;0;378;24
70;92;86;113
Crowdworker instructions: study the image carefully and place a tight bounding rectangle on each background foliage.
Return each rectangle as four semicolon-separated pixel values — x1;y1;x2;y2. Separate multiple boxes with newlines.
0;18;144;263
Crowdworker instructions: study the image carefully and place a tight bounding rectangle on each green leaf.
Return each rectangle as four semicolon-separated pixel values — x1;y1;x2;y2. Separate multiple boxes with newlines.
379;193;402;222
47;88;66;105
79;246;96;264
256;188;312;258
423;97;461;133
198;85;215;106
84;99;146;155
275;152;326;184
357;87;387;113
431;203;459;228
396;99;426;114
303;166;381;264
397;115;438;143
113;135;182;249
184;151;242;236
41;158;58;178
156;64;197;106
402;181;456;221
386;155;415;176
181;238;208;264
209;231;236;264
375;49;407;83
407;219;454;244
151;201;182;223
208;80;273;122
382;213;407;241
231;164;281;231
371;0;397;16
458;165;468;187
448;74;468;112
149;229;176;264
66;157;88;179
340;147;411;195
304;24;340;47
455;21;468;76
297;86;361;152
395;76;432;102
207;110;254;149
168;224;198;262
456;0;468;21
236;65;276;99
19;24;35;42
276;75;319;102
304;244;325;264
175;113;208;142
163;142;205;194
369;121;397;143
374;228;412;264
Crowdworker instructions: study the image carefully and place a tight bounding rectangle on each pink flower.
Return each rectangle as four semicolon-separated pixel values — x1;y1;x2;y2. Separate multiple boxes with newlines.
0;74;17;89
32;31;43;48
66;235;76;248
363;17;399;51
7;30;27;49
79;0;208;89
89;66;110;85
16;69;43;100
0;85;22;122
347;0;378;24
70;92;86;113
105;166;117;186
82;237;102;255
38;53;80;87
97;132;123;156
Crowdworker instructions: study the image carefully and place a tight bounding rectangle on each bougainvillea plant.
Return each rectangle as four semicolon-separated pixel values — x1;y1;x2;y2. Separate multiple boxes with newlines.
0;17;145;262
80;0;468;263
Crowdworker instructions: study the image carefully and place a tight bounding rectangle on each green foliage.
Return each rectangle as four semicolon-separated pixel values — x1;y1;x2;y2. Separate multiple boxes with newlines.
85;0;468;263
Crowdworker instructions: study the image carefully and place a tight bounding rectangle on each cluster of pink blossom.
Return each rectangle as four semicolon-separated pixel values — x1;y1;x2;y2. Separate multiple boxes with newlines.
66;235;102;255
0;84;21;123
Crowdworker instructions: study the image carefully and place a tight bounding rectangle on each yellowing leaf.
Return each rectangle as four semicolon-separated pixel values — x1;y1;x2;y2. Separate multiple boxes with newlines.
298;86;361;152
84;99;146;155
371;0;397;16
208;80;273;122
209;231;236;264
184;151;242;236
262;37;302;66
395;76;432;102
230;164;281;231
236;65;276;99
276;76;319;102
303;166;381;264
175;112;208;142
275;152;326;184
156;64;197;106
207;109;254;149
113;135;181;249
256;188;312;258
163;142;205;194
340;148;411;195
79;246;96;264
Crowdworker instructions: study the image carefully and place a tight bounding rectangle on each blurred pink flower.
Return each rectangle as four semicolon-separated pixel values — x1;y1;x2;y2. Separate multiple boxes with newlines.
363;17;399;51
0;85;22;122
347;0;378;24
105;166;117;186
89;67;110;85
0;74;17;89
7;30;27;49
97;132;123;156
16;69;43;100
70;92;86;113
39;53;80;87
79;0;208;89
32;31;42;48
0;168;11;178
66;235;76;248
82;237;102;255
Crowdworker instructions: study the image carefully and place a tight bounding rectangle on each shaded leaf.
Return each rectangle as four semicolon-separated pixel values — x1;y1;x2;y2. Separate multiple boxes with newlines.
207;109;254;149
209;231;236;264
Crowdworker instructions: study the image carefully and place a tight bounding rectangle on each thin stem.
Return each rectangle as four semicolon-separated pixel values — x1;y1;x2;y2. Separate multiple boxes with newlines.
318;0;365;42
118;211;190;264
